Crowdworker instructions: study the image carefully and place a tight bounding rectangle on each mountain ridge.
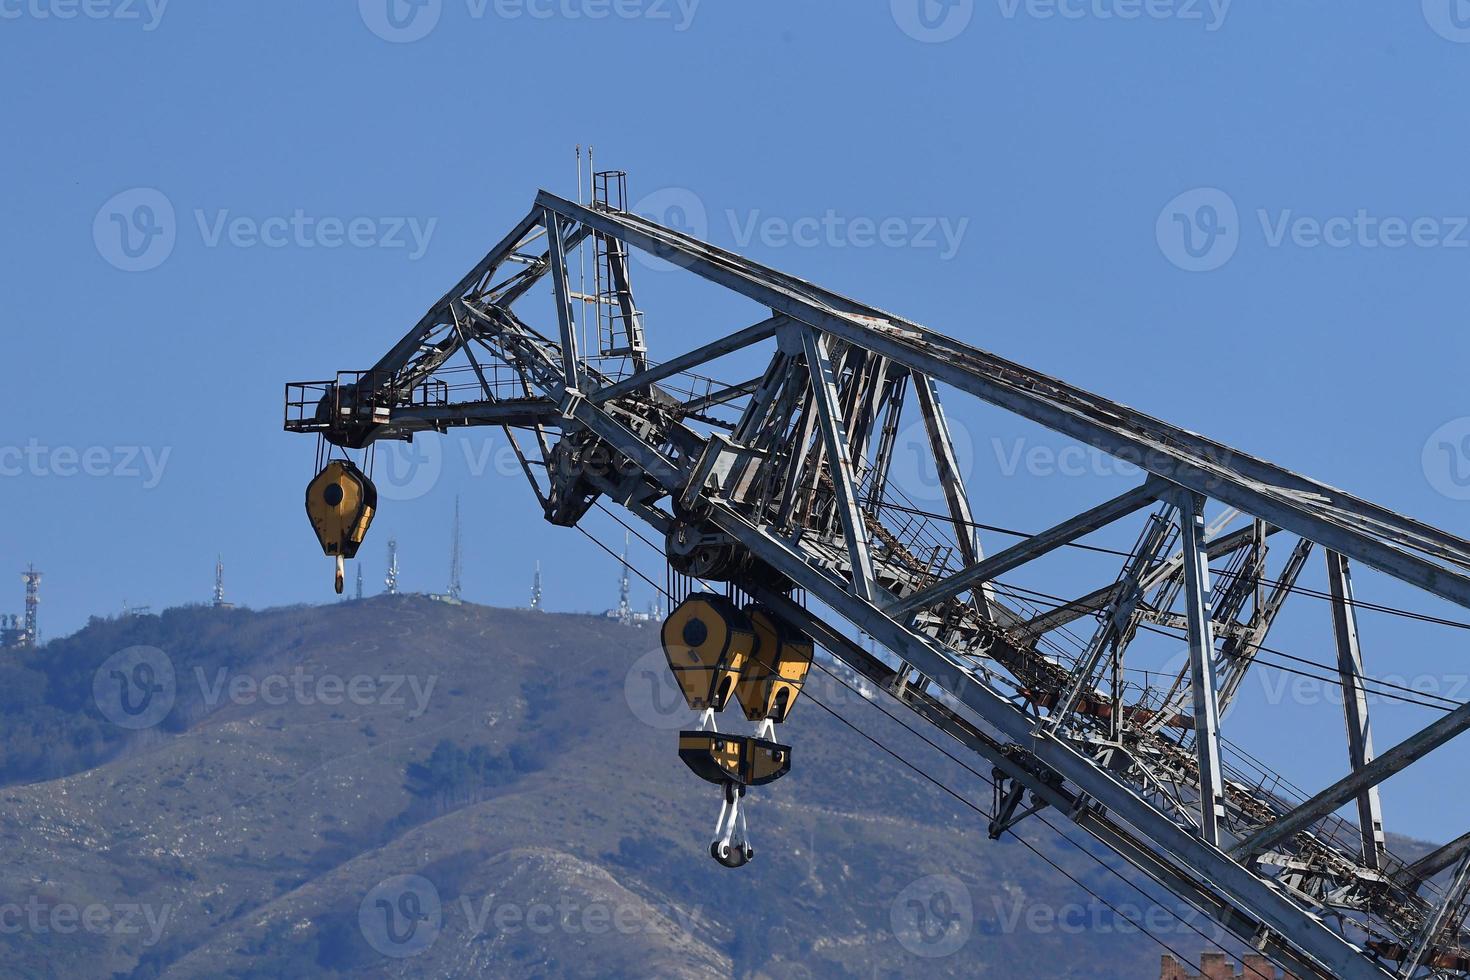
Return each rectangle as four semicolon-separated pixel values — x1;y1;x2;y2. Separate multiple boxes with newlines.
0;597;1422;979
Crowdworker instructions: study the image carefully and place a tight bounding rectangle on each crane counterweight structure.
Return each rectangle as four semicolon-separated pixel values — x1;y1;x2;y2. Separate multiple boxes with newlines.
285;179;1470;978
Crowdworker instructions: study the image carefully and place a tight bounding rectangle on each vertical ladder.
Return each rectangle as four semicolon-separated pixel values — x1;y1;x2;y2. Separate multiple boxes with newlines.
592;171;648;375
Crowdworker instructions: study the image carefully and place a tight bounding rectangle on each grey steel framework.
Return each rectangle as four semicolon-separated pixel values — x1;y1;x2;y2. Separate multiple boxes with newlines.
285;181;1470;979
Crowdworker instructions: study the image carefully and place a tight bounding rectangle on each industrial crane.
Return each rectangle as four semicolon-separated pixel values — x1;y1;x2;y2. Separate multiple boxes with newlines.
287;172;1470;978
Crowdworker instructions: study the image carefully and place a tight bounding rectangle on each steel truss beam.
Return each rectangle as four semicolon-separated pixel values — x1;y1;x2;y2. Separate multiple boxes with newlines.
1326;551;1387;870
801;326;877;601
1236;699;1470;863
889;480;1164;617
537;190;1470;609
286;188;1470;979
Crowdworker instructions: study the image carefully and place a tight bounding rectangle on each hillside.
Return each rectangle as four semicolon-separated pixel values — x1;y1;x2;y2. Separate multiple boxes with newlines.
0;598;1383;979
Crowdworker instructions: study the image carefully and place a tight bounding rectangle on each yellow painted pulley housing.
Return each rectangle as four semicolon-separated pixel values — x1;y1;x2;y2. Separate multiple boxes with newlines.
735;604;814;725
678;731;791;787
306;459;377;592
661;593;755;712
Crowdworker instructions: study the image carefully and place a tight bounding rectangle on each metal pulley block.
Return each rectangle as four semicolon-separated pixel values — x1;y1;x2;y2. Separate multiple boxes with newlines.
677;731;791;788
305;459;377;593
678;736;791;870
660;593;755;711
735;603;814;725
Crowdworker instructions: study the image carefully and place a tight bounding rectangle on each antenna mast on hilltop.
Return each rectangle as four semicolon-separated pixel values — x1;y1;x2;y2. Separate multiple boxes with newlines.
385;538;399;596
355;564;364;601
213;555;226;608
448;495;463;602
530;561;543;611
21;565;40;647
616;532;632;626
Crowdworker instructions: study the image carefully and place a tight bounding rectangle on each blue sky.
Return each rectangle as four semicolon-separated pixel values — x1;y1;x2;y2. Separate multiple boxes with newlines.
4;1;1470;841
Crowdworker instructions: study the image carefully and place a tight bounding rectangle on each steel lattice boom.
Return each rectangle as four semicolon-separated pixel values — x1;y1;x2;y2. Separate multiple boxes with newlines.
285;179;1470;979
